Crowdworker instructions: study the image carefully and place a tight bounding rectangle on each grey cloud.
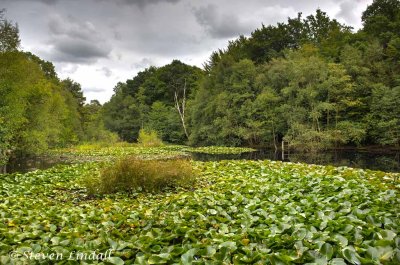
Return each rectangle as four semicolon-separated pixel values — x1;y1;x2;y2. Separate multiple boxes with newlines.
39;0;57;4
132;58;154;69
92;0;180;8
6;0;60;4
337;0;359;25
84;87;107;92
193;4;252;39
121;0;180;8
61;64;79;74
47;15;111;63
97;66;112;77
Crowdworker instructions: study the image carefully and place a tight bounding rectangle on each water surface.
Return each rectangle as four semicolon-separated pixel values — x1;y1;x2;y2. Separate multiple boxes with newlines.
2;149;399;174
191;149;400;173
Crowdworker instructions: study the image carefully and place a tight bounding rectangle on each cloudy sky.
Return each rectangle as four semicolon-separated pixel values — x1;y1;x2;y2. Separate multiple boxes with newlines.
1;0;372;103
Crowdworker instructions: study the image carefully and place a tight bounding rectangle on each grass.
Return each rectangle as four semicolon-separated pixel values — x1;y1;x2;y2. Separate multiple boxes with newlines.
1;145;399;264
137;128;163;147
84;157;196;194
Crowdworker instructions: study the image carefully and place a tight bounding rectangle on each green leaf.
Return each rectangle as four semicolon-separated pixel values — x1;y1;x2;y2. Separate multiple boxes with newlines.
342;247;361;265
329;258;346;265
320;243;334;260
148;254;170;264
181;248;198;264
106;256;125;265
334;234;348;246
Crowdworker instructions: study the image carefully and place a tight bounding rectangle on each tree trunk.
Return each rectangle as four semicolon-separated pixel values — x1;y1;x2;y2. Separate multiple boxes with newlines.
174;79;189;139
272;122;277;151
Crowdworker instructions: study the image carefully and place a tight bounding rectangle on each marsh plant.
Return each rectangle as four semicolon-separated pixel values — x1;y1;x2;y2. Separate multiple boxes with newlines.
137;129;163;147
84;157;195;194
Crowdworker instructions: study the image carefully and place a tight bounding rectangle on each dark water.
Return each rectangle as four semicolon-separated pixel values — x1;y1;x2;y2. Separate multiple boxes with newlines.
1;156;70;174
2;149;399;174
191;149;400;173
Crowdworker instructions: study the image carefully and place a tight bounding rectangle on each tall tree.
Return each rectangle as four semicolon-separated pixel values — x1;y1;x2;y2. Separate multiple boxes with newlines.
0;9;20;52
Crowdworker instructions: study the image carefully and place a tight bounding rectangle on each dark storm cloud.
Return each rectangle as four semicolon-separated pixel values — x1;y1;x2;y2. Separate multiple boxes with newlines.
47;14;111;63
193;4;252;39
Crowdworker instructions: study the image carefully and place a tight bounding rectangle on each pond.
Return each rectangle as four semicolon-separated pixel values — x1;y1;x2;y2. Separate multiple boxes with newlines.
1;149;399;174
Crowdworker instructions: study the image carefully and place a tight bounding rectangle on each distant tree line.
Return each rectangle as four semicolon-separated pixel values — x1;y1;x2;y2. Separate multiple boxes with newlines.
103;0;400;151
0;9;115;165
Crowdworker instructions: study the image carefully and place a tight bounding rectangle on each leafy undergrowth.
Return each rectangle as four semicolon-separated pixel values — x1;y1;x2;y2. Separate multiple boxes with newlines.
0;159;399;264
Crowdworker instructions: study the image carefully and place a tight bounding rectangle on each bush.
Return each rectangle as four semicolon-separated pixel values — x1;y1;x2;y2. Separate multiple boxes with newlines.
84;157;195;194
137;128;163;147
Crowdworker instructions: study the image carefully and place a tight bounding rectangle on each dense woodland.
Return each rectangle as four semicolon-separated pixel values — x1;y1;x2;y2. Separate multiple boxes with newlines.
1;0;400;165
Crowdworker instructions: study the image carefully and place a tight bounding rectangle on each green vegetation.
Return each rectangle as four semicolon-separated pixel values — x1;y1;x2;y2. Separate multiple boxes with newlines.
84;157;195;194
137;129;163;147
1;146;399;264
186;146;256;155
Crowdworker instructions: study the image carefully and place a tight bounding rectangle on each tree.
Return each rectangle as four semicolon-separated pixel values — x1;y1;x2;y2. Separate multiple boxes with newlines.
369;84;400;146
0;9;20;52
362;0;400;46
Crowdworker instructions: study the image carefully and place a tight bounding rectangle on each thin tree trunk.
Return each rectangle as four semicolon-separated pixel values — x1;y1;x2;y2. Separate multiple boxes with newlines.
174;79;189;139
272;122;277;151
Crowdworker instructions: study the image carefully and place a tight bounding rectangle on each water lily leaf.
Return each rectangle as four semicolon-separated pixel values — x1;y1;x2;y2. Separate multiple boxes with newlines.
181;248;198;264
320;243;334;260
148;253;170;264
106;256;125;265
342;247;361;265
334;234;348;246
329;258;346;265
378;230;396;241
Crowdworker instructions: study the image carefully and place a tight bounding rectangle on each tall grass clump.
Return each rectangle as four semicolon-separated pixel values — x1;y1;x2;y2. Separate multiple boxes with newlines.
137;128;163;147
84;157;195;194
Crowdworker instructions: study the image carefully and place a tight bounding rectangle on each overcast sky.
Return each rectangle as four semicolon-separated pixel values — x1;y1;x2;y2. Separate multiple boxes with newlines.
1;0;372;103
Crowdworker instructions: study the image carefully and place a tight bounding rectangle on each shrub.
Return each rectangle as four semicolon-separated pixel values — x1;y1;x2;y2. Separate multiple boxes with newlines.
137;128;163;147
84;157;195;194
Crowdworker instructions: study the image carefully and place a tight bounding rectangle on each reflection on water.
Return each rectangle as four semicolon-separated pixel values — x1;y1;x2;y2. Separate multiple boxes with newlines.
1;149;399;174
1;156;69;174
190;150;400;173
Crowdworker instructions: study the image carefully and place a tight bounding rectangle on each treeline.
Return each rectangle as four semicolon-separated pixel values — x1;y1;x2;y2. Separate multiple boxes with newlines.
0;10;114;165
104;0;400;151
